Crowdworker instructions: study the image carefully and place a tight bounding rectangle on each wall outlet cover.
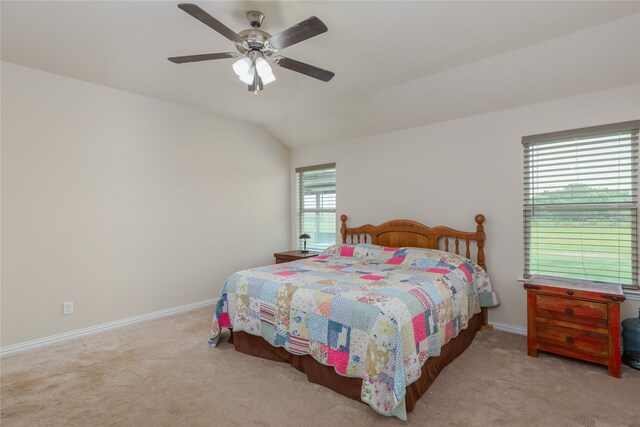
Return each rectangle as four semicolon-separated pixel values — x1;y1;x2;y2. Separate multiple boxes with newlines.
63;302;73;315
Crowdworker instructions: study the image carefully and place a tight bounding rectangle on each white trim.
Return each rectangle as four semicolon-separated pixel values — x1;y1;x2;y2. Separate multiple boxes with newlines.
624;291;640;301
0;298;215;356
491;321;527;336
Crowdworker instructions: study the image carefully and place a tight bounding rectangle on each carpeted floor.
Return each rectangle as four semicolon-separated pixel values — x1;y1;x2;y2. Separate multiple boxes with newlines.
1;307;639;427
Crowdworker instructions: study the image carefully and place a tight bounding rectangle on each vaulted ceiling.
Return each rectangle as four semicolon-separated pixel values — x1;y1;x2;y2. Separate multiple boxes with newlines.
2;1;639;148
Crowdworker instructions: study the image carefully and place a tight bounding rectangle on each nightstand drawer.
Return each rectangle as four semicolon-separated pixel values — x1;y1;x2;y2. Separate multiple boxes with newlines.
536;294;608;328
276;254;298;263
537;321;608;360
274;251;318;264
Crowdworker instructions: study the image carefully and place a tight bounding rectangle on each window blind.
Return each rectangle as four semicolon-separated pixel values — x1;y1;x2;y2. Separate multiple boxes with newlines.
523;121;639;290
296;163;336;252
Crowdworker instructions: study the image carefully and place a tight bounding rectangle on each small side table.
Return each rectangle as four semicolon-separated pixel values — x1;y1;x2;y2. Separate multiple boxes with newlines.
524;275;625;378
274;250;318;264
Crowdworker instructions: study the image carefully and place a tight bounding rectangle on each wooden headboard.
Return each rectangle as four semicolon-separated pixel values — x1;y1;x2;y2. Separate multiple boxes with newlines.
340;214;489;326
340;214;486;271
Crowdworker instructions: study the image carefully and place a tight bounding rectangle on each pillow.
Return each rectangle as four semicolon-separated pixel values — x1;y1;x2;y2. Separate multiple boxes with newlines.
321;243;394;260
322;244;475;269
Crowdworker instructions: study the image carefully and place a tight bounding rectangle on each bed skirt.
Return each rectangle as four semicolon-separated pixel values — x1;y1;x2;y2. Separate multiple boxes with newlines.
229;312;482;413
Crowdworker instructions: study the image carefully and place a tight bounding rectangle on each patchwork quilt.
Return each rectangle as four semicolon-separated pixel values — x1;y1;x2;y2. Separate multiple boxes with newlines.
209;244;498;419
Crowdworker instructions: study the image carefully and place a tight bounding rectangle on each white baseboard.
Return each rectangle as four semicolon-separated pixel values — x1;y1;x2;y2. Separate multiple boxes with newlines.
0;298;215;356
491;321;527;336
1;300;528;355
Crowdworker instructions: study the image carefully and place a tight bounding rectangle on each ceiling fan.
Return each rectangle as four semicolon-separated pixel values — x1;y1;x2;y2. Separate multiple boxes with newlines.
168;3;335;95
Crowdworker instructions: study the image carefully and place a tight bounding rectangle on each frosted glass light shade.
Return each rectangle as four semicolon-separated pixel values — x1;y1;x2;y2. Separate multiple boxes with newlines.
255;57;273;78
238;67;255;84
261;72;276;85
232;57;252;77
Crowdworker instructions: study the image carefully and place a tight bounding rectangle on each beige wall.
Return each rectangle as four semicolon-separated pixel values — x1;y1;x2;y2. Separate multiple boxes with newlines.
1;62;290;347
292;84;640;330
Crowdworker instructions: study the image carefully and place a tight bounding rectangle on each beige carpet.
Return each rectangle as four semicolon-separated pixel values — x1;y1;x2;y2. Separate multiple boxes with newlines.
1;307;639;427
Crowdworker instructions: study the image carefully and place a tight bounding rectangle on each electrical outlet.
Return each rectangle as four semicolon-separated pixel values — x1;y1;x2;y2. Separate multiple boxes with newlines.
63;302;73;315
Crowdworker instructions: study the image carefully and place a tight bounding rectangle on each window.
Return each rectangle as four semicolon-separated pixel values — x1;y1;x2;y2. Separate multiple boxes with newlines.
296;163;336;252
523;121;639;290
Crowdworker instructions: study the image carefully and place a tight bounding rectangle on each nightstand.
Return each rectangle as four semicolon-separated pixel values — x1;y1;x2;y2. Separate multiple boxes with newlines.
524;275;625;378
274;250;318;264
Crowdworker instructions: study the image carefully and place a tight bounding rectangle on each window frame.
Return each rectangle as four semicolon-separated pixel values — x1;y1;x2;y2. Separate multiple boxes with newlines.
295;163;336;253
522;120;639;291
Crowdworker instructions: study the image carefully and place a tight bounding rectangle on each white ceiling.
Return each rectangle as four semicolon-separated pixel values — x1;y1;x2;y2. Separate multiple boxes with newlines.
2;1;639;148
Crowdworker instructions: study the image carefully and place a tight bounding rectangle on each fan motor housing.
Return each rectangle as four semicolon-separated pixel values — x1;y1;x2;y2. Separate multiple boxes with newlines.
238;28;272;51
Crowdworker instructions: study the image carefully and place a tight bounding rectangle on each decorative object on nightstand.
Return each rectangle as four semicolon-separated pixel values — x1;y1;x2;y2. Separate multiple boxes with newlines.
524;275;625;378
274;250;318;264
622;309;640;370
298;233;311;253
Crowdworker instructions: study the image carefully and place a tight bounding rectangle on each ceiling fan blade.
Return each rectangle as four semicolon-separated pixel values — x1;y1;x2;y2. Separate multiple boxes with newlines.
266;16;328;51
276;57;335;82
178;3;244;45
168;52;237;64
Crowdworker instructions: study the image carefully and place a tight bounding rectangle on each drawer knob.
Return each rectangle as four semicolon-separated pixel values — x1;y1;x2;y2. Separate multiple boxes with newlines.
565;308;575;316
566;336;575;344
567;290;574;295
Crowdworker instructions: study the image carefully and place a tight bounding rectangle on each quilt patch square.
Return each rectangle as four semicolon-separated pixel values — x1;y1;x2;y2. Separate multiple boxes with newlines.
386;256;405;265
445;319;454;341
260;302;276;326
328;320;351;352
360;274;385;281
308;313;329;343
459;263;474;282
274;331;289;347
412;313;427;344
327;348;350;374
329;296;356;326
246;278;265;298
288;334;310;355
218;312;231;328
409;287;433;310
351;301;382;331
340;246;355;257
260;322;276;343
259;282;280;303
275;271;296;276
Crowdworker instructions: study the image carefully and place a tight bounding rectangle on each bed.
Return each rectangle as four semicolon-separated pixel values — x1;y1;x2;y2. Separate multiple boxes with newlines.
209;214;498;419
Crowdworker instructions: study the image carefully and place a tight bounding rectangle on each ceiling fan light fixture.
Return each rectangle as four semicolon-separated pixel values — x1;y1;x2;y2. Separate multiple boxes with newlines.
238;67;255;85
232;56;252;77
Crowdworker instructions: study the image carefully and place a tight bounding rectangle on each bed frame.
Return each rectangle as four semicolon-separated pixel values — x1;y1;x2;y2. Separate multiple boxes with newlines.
230;213;492;415
340;213;489;326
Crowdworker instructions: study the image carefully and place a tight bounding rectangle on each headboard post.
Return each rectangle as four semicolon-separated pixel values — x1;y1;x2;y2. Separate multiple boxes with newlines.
475;214;486;271
340;214;348;244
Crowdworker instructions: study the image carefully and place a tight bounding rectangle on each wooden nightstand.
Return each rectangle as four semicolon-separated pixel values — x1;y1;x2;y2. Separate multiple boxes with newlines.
274;250;318;264
524;275;625;378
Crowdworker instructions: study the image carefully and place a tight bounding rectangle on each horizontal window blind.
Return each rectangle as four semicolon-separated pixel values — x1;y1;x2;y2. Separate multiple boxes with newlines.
523;121;639;290
296;163;336;252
